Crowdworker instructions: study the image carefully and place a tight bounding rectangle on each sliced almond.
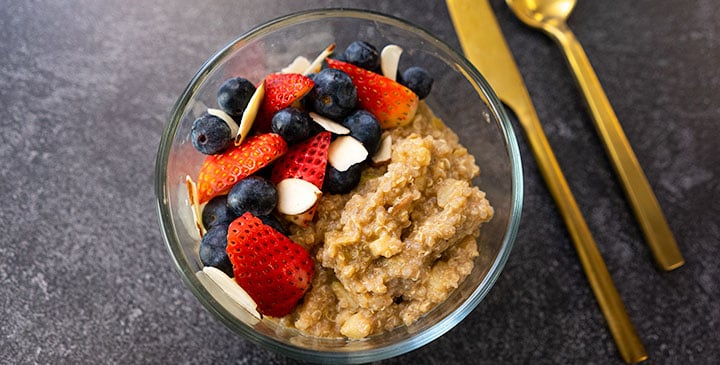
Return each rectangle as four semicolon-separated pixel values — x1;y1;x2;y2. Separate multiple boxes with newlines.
380;44;403;81
282;201;318;227
371;134;392;166
309;112;350;135
207;108;239;138
235;80;265;146
185;175;206;237
281;56;311;74
276;178;322;215
303;43;336;75
328;136;368;172
202;266;262;319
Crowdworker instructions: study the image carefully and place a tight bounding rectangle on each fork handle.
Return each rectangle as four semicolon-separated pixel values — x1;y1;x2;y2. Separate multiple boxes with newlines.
547;24;684;272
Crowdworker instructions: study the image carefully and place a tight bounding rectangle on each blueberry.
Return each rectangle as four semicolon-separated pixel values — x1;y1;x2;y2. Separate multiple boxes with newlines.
199;224;233;276
271;107;312;145
217;77;256;118
323;163;363;194
201;195;236;229
342;110;382;155
307;116;327;137
308;68;357;119
400;66;433;100
191;114;232;155
331;52;347;62
227;176;277;217
342;41;380;71
259;214;289;236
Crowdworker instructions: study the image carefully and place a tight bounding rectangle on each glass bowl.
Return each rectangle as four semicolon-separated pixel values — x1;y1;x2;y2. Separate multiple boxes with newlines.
155;8;522;364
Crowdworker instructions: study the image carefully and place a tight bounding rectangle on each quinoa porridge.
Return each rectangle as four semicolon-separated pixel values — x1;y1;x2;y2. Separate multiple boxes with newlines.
186;40;497;340
282;102;494;339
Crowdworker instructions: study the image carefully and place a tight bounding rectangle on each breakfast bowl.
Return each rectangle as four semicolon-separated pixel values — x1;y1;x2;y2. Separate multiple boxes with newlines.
155;8;522;364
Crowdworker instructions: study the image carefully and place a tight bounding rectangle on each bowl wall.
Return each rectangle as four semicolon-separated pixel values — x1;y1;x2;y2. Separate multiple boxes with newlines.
156;9;522;363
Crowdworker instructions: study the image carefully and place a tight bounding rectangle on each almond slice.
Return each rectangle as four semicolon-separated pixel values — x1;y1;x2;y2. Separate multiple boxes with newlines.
303;43;336;75
309;112;350;135
202;266;262;319
380;44;403;81
234;80;265;146
282;56;311;74
282;201;318;227
207;108;239;138
276;178;322;215
328;136;368;172
185;175;206;237
371;134;392;166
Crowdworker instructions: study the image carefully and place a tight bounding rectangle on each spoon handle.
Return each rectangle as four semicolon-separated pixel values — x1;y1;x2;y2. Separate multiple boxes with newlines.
548;24;684;272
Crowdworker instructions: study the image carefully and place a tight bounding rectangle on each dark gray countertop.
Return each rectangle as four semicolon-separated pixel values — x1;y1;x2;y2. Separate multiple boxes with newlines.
2;0;718;363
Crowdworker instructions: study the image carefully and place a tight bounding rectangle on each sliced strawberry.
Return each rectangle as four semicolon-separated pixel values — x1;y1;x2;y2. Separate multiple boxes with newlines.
226;212;315;317
197;133;287;204
254;73;314;132
270;131;331;189
327;58;419;129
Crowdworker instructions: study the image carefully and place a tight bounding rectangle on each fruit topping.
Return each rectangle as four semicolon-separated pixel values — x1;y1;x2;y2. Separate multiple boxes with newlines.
342;40;381;71
199;223;233;276
191;113;233;155
197;133;287;204
207;108;239;138
327;135;368;172
326;58;418;129
255;73;315;132
259;214;289;236
306;68;357;120
271;107;313;145
380;44;403;81
323;163;363;195
399;66;433;100
270;131;331;189
227;175;278;217
226;212;315;317
341;110;382;155
217;77;256;118
192;42;437;319
202;195;236;229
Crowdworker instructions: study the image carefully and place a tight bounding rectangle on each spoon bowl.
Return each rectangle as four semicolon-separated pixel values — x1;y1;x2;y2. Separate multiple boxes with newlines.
506;0;576;30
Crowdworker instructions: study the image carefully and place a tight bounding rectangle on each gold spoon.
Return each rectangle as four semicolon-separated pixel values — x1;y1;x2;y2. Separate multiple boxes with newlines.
506;0;684;273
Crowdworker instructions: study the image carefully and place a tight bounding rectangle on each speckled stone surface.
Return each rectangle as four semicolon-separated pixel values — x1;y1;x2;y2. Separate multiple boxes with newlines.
1;0;718;364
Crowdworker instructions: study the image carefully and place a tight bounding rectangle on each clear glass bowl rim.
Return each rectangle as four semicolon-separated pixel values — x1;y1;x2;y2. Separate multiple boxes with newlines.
155;7;523;364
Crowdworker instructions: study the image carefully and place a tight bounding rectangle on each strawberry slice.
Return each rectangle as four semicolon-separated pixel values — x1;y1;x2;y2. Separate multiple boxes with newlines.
254;73;314;132
197;133;287;204
270;131;331;189
226;212;315;317
327;58;418;129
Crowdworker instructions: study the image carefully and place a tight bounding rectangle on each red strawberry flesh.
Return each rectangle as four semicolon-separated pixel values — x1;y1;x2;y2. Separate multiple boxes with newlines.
197;133;287;204
326;58;418;129
270;131;331;189
255;73;314;132
226;212;315;317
